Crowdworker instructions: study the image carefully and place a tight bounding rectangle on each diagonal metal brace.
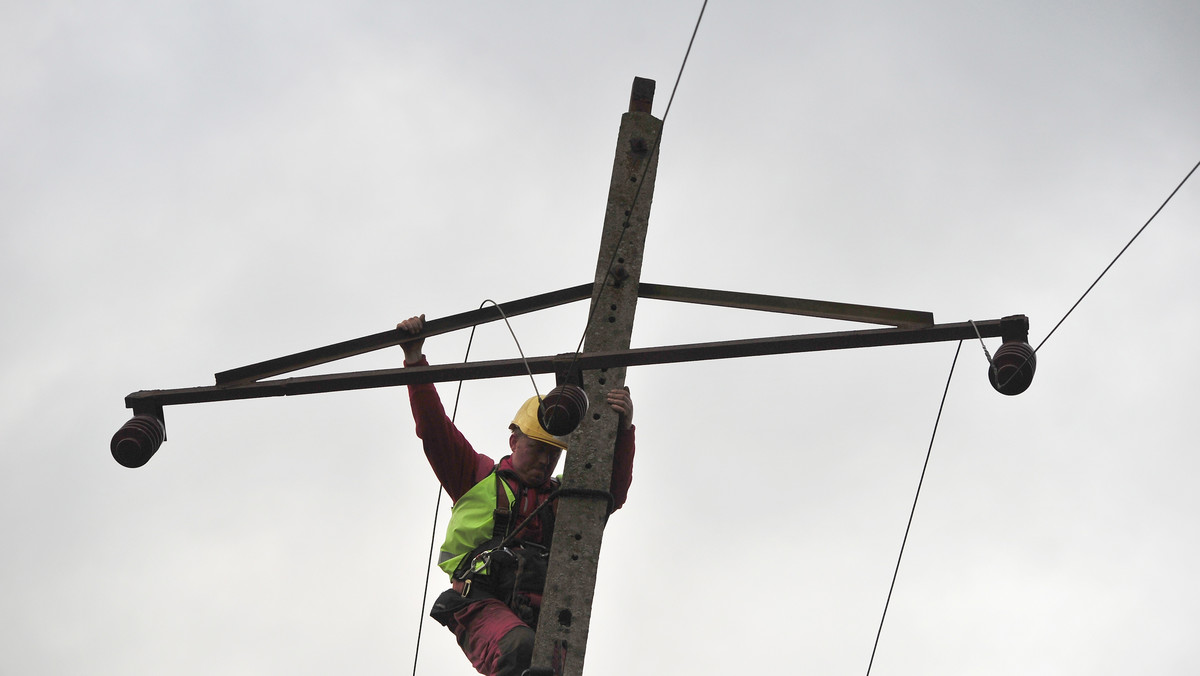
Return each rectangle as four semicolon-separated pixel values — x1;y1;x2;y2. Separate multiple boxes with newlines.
214;284;592;386
212;282;929;387
637;283;934;328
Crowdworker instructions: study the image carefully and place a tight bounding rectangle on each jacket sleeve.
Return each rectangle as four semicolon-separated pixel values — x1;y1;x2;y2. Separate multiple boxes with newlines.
405;356;494;502
608;425;636;511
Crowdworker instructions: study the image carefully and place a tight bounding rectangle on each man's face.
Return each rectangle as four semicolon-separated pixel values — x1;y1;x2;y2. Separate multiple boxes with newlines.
509;432;563;486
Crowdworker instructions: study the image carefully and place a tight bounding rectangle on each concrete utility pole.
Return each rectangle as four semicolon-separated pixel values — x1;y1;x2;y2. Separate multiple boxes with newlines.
528;77;661;676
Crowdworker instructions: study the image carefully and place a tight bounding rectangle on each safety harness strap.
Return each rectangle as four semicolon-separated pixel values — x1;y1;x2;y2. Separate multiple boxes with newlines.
491;470;512;540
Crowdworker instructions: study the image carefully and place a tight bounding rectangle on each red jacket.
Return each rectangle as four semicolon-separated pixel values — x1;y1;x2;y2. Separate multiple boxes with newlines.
406;357;635;547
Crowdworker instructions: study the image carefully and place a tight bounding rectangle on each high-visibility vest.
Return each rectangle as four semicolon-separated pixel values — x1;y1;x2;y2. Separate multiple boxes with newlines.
437;470;516;578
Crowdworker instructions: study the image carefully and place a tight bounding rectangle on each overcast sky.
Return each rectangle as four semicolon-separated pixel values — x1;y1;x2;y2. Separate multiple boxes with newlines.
3;1;1199;674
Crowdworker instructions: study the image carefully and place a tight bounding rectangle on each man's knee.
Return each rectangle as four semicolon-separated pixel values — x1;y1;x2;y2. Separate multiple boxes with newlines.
494;626;535;676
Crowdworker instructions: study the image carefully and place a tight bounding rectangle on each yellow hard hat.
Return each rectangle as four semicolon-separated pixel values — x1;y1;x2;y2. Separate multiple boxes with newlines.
511;396;568;450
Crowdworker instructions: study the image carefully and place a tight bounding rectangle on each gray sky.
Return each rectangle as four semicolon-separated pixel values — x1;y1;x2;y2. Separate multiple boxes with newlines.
3;1;1199;674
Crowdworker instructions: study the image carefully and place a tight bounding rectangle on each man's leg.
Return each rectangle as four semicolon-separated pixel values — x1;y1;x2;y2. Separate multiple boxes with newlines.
494;626;535;676
449;597;533;676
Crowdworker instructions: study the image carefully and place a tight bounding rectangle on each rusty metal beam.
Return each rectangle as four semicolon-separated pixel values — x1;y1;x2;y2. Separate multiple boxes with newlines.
212;283;593;386
214;281;931;389
637;282;934;328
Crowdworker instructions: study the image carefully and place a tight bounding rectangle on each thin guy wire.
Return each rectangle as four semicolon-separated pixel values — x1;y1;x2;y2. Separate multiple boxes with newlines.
570;0;709;361
865;340;962;676
1035;157;1199;354
968;158;1198;391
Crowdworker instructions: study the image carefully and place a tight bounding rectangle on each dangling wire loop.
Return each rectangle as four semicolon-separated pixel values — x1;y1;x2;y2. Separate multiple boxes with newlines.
967;319;999;385
967;320;995;365
479;299;544;404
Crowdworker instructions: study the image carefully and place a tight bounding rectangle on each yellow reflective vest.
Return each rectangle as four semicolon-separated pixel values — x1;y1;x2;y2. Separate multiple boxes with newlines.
437;471;516;578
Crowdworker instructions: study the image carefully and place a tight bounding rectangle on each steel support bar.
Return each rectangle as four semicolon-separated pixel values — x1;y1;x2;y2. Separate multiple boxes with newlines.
124;317;1017;409
637;282;934;328
213;284;592;385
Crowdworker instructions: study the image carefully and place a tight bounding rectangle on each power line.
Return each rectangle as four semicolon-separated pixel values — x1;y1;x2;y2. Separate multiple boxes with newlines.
1036;158;1200;354
571;0;709;360
866;340;962;676
966;158;1199;392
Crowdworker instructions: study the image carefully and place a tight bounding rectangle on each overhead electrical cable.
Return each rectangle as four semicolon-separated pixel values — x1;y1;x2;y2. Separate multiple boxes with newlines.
1034;157;1199;354
865;340;962;676
879;156;1197;662
973;158;1200;386
869;159;1197;673
570;0;709;361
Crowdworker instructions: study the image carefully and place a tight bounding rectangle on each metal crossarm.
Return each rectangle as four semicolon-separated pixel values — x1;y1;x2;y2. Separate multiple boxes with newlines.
124;318;1019;410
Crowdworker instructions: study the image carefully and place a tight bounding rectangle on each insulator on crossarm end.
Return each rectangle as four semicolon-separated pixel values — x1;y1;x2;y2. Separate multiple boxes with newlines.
988;314;1036;396
111;414;166;468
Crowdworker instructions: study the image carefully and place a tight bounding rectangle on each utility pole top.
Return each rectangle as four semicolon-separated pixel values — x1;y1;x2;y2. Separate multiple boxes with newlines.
629;77;655;113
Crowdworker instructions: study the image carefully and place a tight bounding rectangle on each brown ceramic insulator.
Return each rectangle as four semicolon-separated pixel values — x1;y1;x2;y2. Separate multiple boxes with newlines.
538;385;590;437
111;414;166;468
989;341;1037;396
